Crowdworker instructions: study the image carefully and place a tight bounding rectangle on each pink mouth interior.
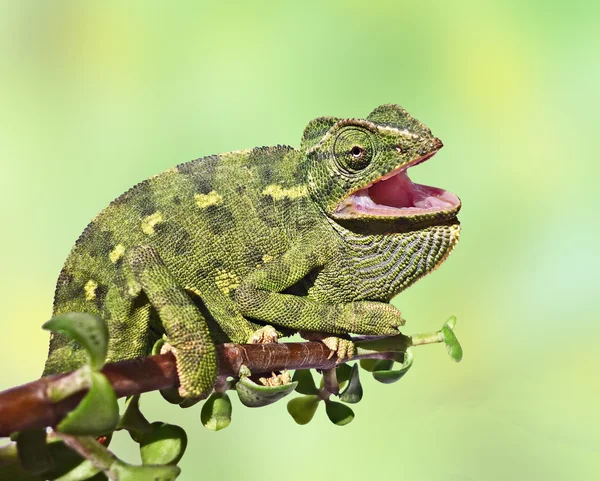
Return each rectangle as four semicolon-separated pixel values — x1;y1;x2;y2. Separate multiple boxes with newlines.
334;165;460;218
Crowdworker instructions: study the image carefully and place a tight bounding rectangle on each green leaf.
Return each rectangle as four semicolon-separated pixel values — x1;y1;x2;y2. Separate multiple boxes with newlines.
359;359;379;372
339;364;363;404
158;387;200;408
53;459;103;481
373;359;394;371
292;369;318;395
57;372;119;435
118;396;151;443
43;313;109;371
372;350;414;384
335;363;353;383
200;392;232;431
140;422;188;466
236;376;298;408
15;429;52;475
441;316;463;362
151;337;166;356
159;387;186;405
0;442;48;481
42;438;98;481
287;395;321;425
109;461;180;481
325;400;355;426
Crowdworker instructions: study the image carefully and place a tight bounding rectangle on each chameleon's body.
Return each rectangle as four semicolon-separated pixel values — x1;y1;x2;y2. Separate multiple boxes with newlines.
44;105;461;398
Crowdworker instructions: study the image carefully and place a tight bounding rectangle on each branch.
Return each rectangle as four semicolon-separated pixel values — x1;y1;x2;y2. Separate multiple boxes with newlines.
0;331;444;437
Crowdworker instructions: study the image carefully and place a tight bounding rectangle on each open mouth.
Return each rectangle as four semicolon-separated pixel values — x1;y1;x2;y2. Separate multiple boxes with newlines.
333;150;461;220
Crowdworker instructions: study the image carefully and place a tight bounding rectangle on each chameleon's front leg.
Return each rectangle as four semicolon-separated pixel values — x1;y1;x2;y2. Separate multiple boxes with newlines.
123;245;218;398
234;236;404;347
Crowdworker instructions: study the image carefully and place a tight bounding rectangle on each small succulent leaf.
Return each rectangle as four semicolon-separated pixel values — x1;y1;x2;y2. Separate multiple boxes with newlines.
372;349;414;384
200;393;232;431
335;363;353;383
339;364;363;404
287;395;321;425
292;369;318;395
117;396;151;443
236;376;298;408
159;387;186;405
15;429;52;475
359;359;379;372
0;442;46;481
40;439;92;481
139;422;188;465
325;400;355;426
441;318;463;362
53;459;104;481
57;372;119;435
444;315;457;330
43;313;109;371
373;359;394;371
151;337;166;356
160;388;201;408
109;461;180;481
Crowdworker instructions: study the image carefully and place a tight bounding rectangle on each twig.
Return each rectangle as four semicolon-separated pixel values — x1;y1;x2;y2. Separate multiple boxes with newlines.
0;332;432;437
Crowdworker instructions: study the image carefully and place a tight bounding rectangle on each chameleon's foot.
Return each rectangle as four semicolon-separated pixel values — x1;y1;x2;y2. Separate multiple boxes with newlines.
248;324;279;344
348;302;406;334
323;337;355;361
259;369;292;387
160;342;216;399
300;332;355;362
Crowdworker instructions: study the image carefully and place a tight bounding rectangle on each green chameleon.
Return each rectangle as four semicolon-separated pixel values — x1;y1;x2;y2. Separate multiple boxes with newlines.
43;104;461;399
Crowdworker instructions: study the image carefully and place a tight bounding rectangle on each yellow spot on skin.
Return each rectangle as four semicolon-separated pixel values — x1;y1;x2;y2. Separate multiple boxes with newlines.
186;286;203;298
195;191;223;209
109;244;126;263
141;211;164;235
214;269;240;295
262;184;308;200
262;254;274;263
85;280;98;301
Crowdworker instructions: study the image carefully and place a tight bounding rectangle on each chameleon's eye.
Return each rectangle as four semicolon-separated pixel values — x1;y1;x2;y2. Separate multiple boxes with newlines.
334;128;374;172
351;146;364;158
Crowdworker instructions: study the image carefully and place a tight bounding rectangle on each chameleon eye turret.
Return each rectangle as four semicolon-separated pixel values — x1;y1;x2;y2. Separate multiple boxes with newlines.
333;126;375;172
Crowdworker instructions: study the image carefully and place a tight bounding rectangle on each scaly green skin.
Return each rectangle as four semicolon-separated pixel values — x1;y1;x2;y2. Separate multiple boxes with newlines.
44;105;461;398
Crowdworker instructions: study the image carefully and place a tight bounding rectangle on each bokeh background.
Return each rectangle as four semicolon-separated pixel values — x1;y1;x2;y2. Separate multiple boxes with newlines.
1;1;598;480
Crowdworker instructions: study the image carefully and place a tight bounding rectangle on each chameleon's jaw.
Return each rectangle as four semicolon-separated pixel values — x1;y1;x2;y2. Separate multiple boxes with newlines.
332;148;461;223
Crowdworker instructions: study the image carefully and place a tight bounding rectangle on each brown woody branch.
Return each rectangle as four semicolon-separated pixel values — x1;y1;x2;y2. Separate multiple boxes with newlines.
0;336;413;437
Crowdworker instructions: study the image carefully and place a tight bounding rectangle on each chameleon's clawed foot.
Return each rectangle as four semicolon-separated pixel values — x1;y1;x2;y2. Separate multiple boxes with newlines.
160;343;189;398
248;324;279;344
322;336;355;362
300;331;355;362
160;341;214;399
259;369;292;386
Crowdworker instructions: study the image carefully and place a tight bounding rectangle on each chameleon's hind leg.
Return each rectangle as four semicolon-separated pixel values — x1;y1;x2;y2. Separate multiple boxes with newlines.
108;245;217;399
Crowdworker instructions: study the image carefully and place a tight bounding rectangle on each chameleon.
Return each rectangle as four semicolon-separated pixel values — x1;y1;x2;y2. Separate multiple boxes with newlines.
43;104;461;399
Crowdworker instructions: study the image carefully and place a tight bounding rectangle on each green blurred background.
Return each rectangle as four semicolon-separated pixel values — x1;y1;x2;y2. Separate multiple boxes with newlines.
1;1;598;479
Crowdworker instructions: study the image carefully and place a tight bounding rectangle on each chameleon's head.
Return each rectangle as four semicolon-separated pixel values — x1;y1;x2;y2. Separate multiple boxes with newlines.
301;104;461;229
